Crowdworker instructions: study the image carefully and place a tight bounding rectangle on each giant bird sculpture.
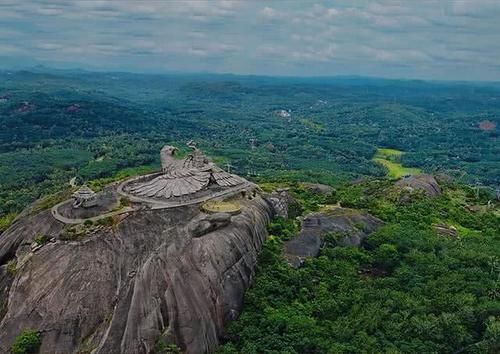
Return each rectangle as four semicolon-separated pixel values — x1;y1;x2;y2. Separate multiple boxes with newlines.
128;143;244;199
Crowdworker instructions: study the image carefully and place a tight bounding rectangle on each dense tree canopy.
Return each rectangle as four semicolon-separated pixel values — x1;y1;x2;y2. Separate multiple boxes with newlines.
1;71;498;222
218;181;500;354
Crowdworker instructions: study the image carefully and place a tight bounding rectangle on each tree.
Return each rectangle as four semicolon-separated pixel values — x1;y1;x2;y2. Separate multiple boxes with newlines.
11;330;41;354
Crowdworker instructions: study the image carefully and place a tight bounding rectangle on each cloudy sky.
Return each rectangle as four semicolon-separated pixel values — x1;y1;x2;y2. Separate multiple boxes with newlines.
1;0;499;80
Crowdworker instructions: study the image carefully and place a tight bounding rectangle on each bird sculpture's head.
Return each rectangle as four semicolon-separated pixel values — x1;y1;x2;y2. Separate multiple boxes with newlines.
186;140;198;150
161;145;178;156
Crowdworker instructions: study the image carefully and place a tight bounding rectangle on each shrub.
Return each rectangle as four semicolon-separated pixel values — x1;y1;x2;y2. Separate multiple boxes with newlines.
34;234;49;246
96;217;114;227
11;329;41;354
153;339;181;354
6;259;17;275
31;190;72;214
83;219;94;226
119;197;131;207
373;243;400;270
267;217;298;241
0;212;17;233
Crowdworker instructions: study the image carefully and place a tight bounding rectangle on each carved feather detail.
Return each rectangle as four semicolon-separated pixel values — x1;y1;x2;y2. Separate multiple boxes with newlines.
129;171;210;198
127;144;246;200
212;171;245;187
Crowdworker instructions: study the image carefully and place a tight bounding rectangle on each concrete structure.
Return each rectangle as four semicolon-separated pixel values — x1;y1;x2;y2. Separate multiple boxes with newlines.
52;142;258;224
119;142;252;205
72;185;97;208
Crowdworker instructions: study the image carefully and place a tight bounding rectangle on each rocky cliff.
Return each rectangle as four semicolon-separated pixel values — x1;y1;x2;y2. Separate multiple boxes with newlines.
0;196;274;354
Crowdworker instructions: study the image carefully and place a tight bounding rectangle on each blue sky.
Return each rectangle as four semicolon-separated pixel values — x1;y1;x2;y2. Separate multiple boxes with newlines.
0;0;499;80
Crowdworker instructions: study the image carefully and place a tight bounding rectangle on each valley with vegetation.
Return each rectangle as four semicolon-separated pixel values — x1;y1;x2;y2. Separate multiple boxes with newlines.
0;70;499;354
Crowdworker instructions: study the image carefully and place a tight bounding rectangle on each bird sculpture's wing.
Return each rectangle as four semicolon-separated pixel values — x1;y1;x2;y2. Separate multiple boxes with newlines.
211;170;245;187
129;169;210;199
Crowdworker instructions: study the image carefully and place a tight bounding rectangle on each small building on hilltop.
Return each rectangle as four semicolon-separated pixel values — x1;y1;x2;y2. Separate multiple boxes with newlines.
72;185;98;208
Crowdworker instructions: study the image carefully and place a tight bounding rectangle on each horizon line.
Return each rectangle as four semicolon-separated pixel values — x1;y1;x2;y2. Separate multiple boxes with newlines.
2;63;500;85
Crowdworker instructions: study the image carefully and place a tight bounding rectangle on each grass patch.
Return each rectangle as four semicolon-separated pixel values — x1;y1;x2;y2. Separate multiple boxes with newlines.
7;259;17;275
258;182;290;193
201;200;241;214
373;148;421;179
300;119;325;132
96;216;114;227
376;148;404;158
31;189;74;214
0;212;17;233
59;218;114;241
373;158;422;179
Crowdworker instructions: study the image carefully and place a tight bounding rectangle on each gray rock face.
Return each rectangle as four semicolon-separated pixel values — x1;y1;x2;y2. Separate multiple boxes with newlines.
301;183;334;195
395;174;441;197
285;208;383;267
267;189;301;219
0;197;273;354
434;224;458;238
188;212;233;238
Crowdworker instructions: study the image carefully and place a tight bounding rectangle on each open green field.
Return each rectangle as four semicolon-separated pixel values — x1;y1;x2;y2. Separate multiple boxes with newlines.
376;148;404;158
373;157;422;179
373;148;421;179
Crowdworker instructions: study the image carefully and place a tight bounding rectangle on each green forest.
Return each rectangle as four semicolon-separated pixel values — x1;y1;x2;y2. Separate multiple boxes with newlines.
218;181;500;354
0;71;498;225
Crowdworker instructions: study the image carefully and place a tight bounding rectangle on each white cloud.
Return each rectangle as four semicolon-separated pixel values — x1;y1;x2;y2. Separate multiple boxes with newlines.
36;42;64;50
261;7;280;19
0;43;22;53
0;0;499;80
451;0;500;17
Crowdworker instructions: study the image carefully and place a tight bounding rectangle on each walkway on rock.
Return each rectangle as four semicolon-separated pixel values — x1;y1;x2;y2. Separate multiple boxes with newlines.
52;182;256;225
51;201;135;225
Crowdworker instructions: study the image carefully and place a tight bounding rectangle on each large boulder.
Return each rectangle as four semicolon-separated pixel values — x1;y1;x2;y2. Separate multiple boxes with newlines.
395;174;441;197
188;212;232;238
301;183;334;195
267;188;302;219
434;223;458;238
284;207;383;267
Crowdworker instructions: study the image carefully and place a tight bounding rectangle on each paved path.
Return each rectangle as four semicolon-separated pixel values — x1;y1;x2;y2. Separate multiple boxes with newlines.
51;201;135;225
52;182;256;225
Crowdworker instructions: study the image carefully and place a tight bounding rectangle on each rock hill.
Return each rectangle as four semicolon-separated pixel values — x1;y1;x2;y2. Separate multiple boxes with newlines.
0;143;284;354
0;193;276;354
